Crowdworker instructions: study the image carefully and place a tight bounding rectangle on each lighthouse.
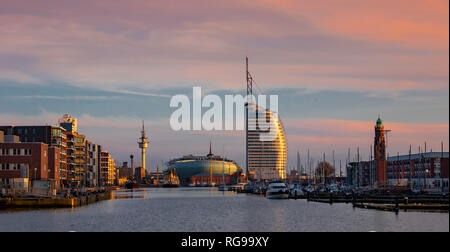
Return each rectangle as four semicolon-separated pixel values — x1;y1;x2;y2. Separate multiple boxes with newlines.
374;116;387;186
138;121;149;173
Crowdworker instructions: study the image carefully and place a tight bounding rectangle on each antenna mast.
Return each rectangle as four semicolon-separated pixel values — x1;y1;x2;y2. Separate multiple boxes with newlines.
246;57;253;100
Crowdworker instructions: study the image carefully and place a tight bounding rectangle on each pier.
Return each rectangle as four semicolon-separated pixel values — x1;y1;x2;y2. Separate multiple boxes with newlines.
0;191;112;209
232;183;449;212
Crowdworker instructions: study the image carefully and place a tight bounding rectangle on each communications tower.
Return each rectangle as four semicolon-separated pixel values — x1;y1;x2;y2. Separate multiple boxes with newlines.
138;121;149;172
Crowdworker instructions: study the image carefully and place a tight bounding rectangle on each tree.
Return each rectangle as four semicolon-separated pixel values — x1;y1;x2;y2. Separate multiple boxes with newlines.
315;161;335;178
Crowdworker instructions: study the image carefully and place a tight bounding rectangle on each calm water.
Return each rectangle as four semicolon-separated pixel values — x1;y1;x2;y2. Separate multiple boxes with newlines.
0;187;448;232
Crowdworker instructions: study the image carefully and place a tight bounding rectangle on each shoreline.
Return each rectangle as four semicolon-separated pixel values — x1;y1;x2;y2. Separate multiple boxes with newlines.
0;191;112;210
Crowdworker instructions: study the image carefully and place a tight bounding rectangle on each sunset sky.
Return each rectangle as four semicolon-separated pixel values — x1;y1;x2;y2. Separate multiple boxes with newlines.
0;0;448;171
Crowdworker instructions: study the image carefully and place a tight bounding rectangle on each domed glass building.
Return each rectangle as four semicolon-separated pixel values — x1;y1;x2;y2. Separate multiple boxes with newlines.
165;144;243;183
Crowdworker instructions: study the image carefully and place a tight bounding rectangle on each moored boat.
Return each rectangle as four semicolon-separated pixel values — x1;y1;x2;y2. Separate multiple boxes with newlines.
218;184;227;191
162;169;180;188
125;180;140;190
266;182;289;199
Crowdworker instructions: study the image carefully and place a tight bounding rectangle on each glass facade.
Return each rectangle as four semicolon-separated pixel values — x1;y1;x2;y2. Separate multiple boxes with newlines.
166;155;242;181
246;102;287;181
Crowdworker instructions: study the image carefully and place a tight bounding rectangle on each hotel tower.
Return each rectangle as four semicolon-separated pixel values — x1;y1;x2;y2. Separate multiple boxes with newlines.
245;58;287;181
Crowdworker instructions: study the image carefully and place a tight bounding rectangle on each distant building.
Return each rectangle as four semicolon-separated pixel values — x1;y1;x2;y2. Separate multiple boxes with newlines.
100;151;116;186
347;161;374;187
348;152;449;191
58;114;78;134
134;167;146;183
387;152;449;191
117;162;133;179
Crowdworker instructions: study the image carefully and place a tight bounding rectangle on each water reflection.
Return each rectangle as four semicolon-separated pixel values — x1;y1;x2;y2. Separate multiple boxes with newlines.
0;187;448;232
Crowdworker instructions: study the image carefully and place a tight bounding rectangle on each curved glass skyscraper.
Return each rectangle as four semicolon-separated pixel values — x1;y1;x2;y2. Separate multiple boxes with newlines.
246;102;287;181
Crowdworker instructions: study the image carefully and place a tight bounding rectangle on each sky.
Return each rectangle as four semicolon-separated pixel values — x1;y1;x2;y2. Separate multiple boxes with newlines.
0;0;448;172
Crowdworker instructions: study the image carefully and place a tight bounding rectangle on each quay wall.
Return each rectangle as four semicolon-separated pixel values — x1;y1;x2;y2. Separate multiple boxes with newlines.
0;191;112;209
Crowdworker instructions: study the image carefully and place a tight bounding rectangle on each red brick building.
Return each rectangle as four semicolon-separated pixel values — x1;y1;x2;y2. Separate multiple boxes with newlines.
0;137;60;188
387;152;449;191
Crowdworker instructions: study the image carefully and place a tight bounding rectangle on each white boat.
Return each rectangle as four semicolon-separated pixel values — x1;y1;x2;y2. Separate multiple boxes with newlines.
289;184;304;198
266;182;289;199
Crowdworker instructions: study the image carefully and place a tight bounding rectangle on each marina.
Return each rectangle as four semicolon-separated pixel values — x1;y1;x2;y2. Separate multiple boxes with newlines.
0;187;447;232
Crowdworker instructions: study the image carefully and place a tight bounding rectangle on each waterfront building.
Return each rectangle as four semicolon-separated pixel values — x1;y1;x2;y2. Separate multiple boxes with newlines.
166;145;242;185
347;152;449;192
118;162;133;178
117;162;133;186
64;132;77;186
0;125;68;187
1;115;112;189
347;161;372;187
100;151;116;186
58;114;101;188
387;152;449;191
246;102;287;181
86;141;100;187
117;162;133;179
244;58;287;181
58;114;78;134
73;134;87;187
0;131;60;192
134;167;146;183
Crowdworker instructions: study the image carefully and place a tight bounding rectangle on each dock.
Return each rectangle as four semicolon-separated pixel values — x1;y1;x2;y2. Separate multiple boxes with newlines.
352;202;449;212
0;191;112;209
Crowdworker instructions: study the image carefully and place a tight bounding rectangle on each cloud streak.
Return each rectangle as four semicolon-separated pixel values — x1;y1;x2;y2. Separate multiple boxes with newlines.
0;0;447;92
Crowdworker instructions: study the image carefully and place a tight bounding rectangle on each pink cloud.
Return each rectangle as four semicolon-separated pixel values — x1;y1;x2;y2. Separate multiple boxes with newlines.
256;0;449;49
0;0;447;92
